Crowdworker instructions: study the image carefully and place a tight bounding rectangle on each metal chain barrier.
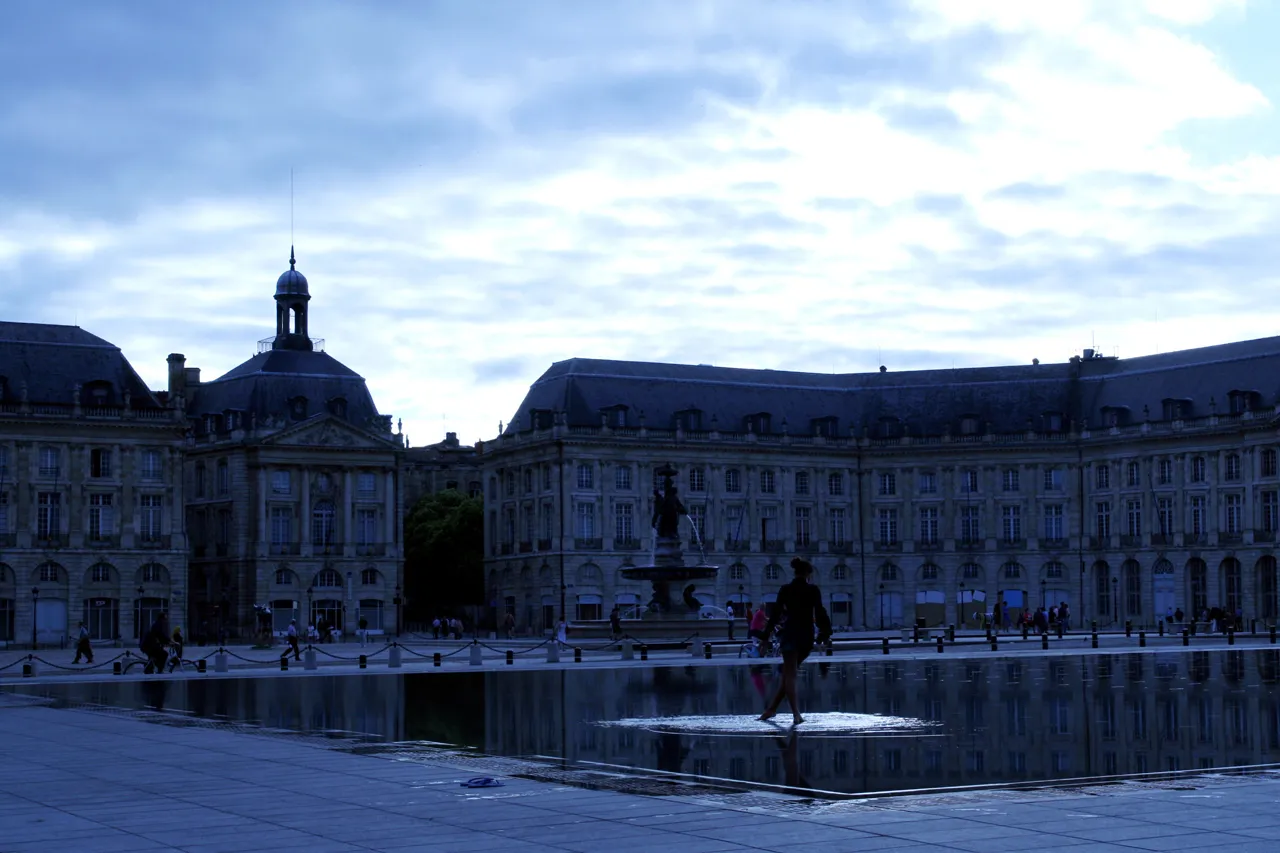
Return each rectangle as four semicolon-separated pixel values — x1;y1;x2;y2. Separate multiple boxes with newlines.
310;643;392;661
30;651;130;673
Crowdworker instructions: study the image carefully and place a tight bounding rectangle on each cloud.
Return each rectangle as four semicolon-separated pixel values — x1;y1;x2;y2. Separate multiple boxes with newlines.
0;0;1277;446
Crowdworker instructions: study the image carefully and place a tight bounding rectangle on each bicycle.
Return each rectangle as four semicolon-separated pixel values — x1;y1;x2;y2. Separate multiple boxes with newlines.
739;634;779;659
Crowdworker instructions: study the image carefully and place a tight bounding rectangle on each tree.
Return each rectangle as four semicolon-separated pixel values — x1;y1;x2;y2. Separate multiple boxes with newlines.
404;489;484;619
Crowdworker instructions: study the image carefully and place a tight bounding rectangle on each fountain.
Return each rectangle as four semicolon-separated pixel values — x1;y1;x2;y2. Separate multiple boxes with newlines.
620;464;719;620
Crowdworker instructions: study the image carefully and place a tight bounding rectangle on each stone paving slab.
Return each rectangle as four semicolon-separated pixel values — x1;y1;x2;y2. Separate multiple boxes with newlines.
1;700;1280;852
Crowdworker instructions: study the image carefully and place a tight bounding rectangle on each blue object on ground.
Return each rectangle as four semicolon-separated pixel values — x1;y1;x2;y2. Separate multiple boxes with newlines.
461;776;504;788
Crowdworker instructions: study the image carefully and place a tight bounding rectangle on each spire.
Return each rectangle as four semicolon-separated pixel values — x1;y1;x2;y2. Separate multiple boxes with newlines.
289;245;296;270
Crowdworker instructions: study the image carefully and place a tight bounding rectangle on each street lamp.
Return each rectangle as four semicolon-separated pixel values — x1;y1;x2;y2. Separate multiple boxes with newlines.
879;582;885;631
959;581;966;628
393;584;403;637
1040;578;1046;608
1112;575;1119;624
307;583;314;632
737;583;744;618
30;586;39;649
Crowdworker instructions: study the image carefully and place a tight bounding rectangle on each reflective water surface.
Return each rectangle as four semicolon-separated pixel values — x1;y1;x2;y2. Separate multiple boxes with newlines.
9;650;1280;796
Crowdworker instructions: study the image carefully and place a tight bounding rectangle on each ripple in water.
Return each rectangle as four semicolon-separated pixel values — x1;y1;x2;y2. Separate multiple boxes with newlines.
596;712;939;737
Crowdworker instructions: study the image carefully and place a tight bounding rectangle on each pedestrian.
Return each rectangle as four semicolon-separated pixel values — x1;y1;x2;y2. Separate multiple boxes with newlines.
283;619;302;661
358;616;369;646
141;612;170;675
759;557;832;725
750;606;768;642
73;621;94;664
609;607;621;641
1059;602;1071;632
556;619;568;650
504;611;516;640
168;626;185;672
432;617;441;640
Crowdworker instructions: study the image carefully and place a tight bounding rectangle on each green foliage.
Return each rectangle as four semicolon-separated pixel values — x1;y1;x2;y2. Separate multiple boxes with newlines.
404;489;484;615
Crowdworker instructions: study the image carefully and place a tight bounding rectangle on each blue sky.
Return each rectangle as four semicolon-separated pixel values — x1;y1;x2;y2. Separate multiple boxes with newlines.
2;0;1279;446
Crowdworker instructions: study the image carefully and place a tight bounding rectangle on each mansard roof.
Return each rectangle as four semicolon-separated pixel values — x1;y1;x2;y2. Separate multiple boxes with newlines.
507;335;1280;436
0;321;163;407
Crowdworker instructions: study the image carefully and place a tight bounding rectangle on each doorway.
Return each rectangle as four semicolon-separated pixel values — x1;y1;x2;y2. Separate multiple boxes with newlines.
36;598;68;645
83;598;118;641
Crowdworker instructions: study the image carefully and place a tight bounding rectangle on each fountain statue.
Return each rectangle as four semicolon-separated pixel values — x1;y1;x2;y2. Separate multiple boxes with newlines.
621;464;718;616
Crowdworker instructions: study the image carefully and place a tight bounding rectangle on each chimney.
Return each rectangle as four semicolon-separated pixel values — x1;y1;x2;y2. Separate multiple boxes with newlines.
184;367;201;386
167;353;186;399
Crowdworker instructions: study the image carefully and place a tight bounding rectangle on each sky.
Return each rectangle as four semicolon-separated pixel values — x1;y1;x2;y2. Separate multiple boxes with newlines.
3;0;1280;448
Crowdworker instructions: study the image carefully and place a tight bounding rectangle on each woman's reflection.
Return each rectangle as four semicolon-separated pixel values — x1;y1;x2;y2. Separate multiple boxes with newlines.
774;729;811;792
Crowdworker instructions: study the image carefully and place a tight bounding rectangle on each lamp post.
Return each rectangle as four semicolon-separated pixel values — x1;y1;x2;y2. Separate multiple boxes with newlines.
393;584;403;637
1041;578;1046;609
879;582;885;631
345;571;352;638
959;581;966;628
30;586;39;649
136;585;145;639
737;583;744;618
307;583;314;633
1112;575;1119;625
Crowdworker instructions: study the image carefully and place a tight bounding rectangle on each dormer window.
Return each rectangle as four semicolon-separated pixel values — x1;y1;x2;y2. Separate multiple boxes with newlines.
83;380;112;407
811;416;839;437
743;412;771;434
958;415;979;436
1162;398;1191;421
327;397;348;418
1228;390;1260;415
877;416;901;439
529;408;554;431
1042;411;1064;433
288;396;308;421
673;408;701;431
1101;406;1130;428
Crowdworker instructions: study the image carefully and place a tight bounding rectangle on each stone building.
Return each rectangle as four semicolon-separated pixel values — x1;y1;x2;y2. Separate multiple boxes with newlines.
178;250;406;640
481;338;1280;631
0;322;188;646
403;431;482;510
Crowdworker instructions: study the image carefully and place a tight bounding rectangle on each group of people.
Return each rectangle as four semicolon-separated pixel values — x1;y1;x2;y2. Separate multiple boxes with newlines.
987;601;1072;633
430;616;465;640
73;614;185;674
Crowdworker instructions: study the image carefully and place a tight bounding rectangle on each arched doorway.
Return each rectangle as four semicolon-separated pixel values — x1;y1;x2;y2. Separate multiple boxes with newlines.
998;561;1026;627
1259;556;1279;622
1042;561;1071;616
1152;559;1176;619
1122;559;1141;620
914;563;944;627
957;563;985;628
875;564;904;629
1221;557;1242;617
1187;558;1208;618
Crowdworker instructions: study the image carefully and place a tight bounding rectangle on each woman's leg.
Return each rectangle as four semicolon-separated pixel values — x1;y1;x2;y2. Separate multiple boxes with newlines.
783;652;803;724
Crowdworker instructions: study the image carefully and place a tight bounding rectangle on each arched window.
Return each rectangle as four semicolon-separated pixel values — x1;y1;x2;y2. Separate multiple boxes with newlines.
764;563;782;582
921;563;940;581
89;563;113;584
360;568;379;585
0;563;8;583
1188;558;1208;615
274;568;295;585
37;562;60;583
1044;561;1065;579
140;563;165;584
881;564;899;582
315;569;342;588
961;563;981;580
832;564;848;581
1259;556;1278;620
311;500;335;547
1095;561;1112;617
1002;562;1022;579
1222;557;1242;614
728;563;746;581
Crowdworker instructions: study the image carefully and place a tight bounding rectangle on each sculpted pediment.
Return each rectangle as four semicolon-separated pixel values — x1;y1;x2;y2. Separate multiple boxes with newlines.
263;416;396;449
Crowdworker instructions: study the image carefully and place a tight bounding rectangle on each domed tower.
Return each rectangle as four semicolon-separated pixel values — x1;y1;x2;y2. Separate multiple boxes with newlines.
274;246;312;351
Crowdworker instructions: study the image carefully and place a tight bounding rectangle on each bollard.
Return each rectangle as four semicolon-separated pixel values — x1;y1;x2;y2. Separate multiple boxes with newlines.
1183;628;1190;647
506;649;514;666
113;660;123;675
1091;620;1097;633
197;658;206;674
1252;618;1258;635
1228;630;1235;646
825;642;833;657
990;636;998;652
1057;622;1065;639
947;624;956;643
389;645;402;668
621;641;634;661
1021;624;1029;640
986;627;993;642
1159;621;1165;637
1041;633;1049;651
936;636;944;654
574;647;583;663
1271;627;1277;645
304;648;317;670
280;656;289;671
547;644;560;663
704;642;712;660
433;652;442;667
1139;631;1146;648
469;643;482;666
214;651;229;673
22;661;35;678
882;637;890;655
690;639;701;658
1091;632;1099;649
1125;621;1132;638
912;626;919;644
359;654;368;669
640;644;648;661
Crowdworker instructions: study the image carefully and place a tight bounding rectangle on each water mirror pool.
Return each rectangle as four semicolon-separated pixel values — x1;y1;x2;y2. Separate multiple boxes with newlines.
8;649;1280;797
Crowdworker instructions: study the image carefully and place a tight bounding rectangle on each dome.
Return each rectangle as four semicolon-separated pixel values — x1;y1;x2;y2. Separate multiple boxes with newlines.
275;246;309;297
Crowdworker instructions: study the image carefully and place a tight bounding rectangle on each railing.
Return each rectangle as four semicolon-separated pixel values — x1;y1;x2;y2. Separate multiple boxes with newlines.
0;402;179;421
1257;530;1277;543
1185;533;1208;546
536;539;552;551
1221;532;1244;545
614;538;641;550
762;540;786;553
917;538;940;551
269;542;301;556
257;336;325;354
876;541;902;552
356;543;387;557
87;535;119;548
518;541;533;553
574;538;602;550
314;542;345;556
1089;536;1108;550
139;535;172;549
999;538;1025;551
1150;533;1170;546
1041;537;1068;550
1120;535;1142;548
958;539;984;551
797;541;819;553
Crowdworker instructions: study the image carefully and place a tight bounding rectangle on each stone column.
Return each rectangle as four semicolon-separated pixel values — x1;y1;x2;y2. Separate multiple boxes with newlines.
384;470;395;547
257;467;268;557
344;470;354;556
300;468;311;557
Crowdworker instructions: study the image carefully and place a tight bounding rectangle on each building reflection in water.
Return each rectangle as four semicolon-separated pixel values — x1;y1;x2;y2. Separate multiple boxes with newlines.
484;651;1280;795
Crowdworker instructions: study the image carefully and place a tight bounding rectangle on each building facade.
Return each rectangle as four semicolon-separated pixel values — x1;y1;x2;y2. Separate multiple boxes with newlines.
0;323;189;646
403;431;482;510
179;250;406;640
481;340;1280;631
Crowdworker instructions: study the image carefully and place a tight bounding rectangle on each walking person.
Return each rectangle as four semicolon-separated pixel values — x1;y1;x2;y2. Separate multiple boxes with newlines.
432;617;441;640
749;606;768;642
168;626;185;672
609;606;622;641
141;612;170;675
283;619;302;661
759;558;832;725
556;619;568;651
73;621;94;664
503;611;516;640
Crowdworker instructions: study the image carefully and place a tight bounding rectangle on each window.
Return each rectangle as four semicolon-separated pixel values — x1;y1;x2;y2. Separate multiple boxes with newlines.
881;564;899;581
1002;469;1020;492
877;508;898;545
141;449;162;480
689;505;705;542
90;448;112;478
827;473;844;496
468;481;482;499
1126;461;1140;487
272;471;291;494
614;503;634;541
275;569;292;585
270;507;293;546
1158;498;1174;535
1264;491;1279;533
216;459;229;495
615;465;632;491
316;569;341;587
878;473;896;496
542;465;551;491
356;508;378;545
728;563;746;581
1001;506;1021;542
1044;505;1064;540
1190;496;1207;535
960;469;978;494
795;507;812;547
919;507;938;545
1124;500;1141;537
1158;458;1173;485
961;506;980;543
0;445;7;479
726;505;744;545
90;563;111;583
140;495;162;542
575;503;595;539
39;447;59;479
1043;468;1062;490
652;468;665;492
829;508;847;547
962;563;981;580
725;469;741;493
761;505;778;544
918;472;937;494
39;563;59;583
0;492;7;534
765;564;782;581
1225;453;1242;482
760;470;776;494
88;494;113;541
505;471;515;497
1095;464;1110;490
576;464;594;490
1045;561;1065;579
1095;502;1111;538
832;564;848;581
311;500;335;547
1265;449;1278;478
922;564;939;580
217;509;231;547
361;568;378;585
1191;456;1206;483
794;471;809;496
1225;494;1243;534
